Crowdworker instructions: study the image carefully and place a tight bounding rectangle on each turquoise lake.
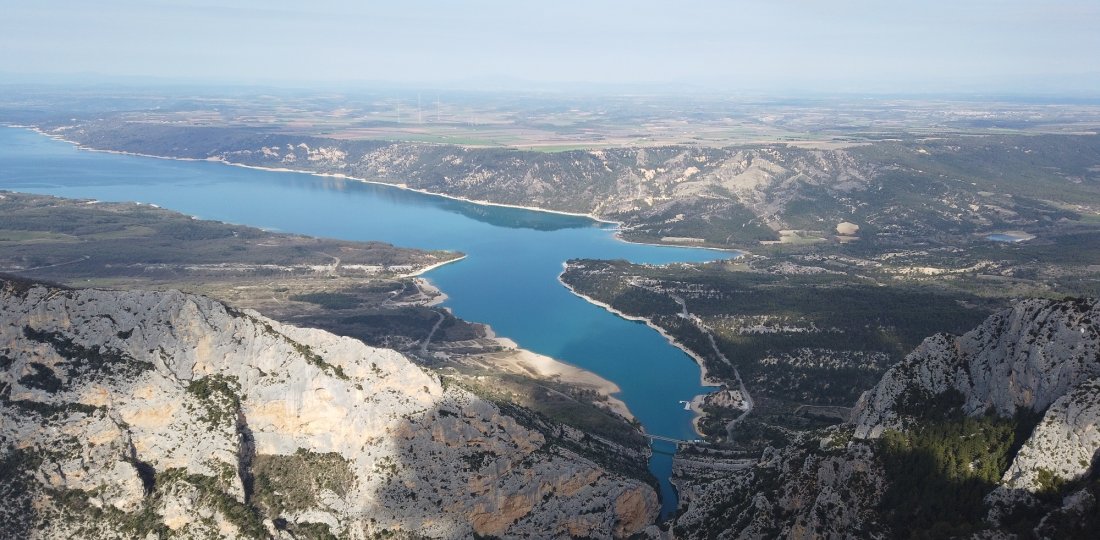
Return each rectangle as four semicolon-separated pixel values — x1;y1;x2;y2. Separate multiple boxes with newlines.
0;127;733;517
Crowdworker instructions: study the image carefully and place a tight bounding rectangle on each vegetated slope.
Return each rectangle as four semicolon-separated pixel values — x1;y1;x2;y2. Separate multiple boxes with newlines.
0;191;470;356
0;191;459;282
47;120;1100;248
559;258;998;444
0;278;657;539
671;297;1100;539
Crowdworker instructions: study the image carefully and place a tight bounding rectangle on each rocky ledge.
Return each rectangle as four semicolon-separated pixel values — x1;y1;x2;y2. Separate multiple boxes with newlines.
0;277;657;539
852;297;1100;438
670;297;1100;539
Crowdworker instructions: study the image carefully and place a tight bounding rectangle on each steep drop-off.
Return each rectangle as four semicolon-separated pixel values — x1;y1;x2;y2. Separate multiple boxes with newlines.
0;278;657;539
671;297;1100;539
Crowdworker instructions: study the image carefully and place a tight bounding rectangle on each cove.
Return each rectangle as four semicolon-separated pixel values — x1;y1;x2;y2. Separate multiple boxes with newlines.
0;126;732;518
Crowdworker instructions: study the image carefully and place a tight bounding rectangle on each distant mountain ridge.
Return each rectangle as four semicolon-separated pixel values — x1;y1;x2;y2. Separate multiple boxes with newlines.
41;120;1100;249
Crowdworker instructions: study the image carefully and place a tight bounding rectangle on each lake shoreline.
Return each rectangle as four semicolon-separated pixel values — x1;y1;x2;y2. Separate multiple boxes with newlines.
484;335;635;421
557;265;722;438
411;275;636;420
400;254;467;277
12;125;644;426
19;126;617;221
15;125;746;254
6;124;730;517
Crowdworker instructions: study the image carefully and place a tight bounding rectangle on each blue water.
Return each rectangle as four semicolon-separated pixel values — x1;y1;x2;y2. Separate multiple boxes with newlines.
0;127;731;518
987;233;1026;243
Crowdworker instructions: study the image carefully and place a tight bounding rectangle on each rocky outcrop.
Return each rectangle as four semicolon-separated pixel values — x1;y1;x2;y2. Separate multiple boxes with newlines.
984;375;1100;528
852;297;1100;438
998;376;1100;492
670;435;887;540
669;297;1100;538
0;278;657;539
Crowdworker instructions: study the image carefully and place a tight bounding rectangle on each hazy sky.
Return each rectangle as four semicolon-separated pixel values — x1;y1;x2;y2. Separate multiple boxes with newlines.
2;0;1098;93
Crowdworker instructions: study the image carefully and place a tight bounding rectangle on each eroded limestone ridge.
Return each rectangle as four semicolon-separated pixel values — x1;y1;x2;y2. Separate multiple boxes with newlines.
670;297;1100;539
44;120;1100;250
0;277;657;539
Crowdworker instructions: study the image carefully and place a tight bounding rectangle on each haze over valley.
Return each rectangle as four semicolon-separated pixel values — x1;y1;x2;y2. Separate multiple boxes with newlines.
2;1;1099;539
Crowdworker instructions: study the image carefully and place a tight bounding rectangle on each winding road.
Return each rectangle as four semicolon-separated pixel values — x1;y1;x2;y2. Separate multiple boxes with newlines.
671;292;755;438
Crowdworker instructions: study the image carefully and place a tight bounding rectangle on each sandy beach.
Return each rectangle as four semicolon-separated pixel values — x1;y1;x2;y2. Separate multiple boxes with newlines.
400;254;467;278
481;336;634;421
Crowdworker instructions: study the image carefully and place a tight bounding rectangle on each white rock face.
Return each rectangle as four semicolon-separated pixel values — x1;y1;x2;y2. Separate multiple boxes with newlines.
671;297;1100;539
852;298;1100;438
0;281;657;539
985;375;1100;525
999;377;1100;492
670;435;887;540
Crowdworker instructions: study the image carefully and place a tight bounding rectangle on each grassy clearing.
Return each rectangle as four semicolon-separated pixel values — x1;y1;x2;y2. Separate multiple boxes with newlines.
0;229;78;243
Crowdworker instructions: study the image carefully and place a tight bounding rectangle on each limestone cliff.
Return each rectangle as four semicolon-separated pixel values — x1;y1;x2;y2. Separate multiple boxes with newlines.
0;278;657;539
852;297;1100;438
669;297;1100;539
670;438;887;539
